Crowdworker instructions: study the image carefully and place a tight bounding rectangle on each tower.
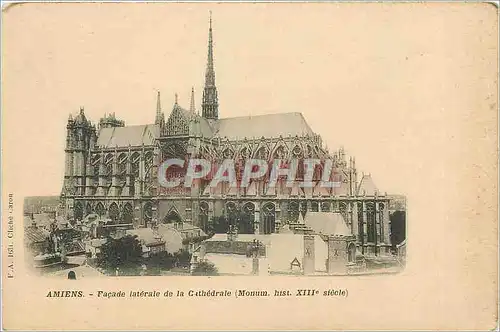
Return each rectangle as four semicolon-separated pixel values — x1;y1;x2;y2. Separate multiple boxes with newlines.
61;107;95;219
201;12;219;120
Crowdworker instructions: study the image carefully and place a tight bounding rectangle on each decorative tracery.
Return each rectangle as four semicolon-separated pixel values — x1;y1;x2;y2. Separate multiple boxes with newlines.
261;203;276;234
165;107;189;136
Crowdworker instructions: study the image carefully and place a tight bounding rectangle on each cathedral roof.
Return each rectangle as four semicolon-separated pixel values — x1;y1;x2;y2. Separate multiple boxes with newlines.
304;212;352;236
212;112;314;140
357;174;379;196
197;116;216;137
96;124;159;148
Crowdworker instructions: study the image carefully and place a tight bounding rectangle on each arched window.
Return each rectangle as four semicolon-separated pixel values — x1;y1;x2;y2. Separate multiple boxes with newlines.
311;201;319;212
262;203;276;234
378;203;385;240
321;202;331;212
163;209;182;224
95;202;106;218
85;203;93;216
143;202;153;225
273;145;287;159
131;153;141;177
118;153;127;175
108;203;120;223
287;201;300;223
199;202;209;233
104;154;114;191
74;202;83;221
255;146;269;160
366;203;376;243
122;203;133;224
357;202;364;242
300;201;307;219
240;203;255;234
225;202;238;227
339;202;348;220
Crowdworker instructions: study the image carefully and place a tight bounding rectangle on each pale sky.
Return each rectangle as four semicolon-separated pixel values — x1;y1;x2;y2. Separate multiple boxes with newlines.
2;3;497;198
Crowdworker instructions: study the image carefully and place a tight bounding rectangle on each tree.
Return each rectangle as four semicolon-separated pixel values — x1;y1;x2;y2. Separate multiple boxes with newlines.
192;260;219;276
182;235;211;245
236;213;254;234
208;213;254;235
97;235;143;273
208;216;229;234
173;249;192;268
146;251;176;275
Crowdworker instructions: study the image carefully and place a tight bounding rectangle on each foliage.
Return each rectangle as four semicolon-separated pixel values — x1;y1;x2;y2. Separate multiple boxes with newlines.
182;235;211;245
208;216;229;234
144;249;192;275
96;235;143;271
173;249;192;268
145;251;176;275
234;213;254;234
192;260;219;276
208;212;254;234
148;251;176;269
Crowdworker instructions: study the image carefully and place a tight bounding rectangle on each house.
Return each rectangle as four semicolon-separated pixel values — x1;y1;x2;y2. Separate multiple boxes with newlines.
24;225;50;255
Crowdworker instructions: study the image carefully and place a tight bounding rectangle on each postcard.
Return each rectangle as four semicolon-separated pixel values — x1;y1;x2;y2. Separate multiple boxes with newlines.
2;2;498;330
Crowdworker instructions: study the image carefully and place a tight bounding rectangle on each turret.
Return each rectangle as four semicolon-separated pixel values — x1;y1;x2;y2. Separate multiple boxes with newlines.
99;112;125;129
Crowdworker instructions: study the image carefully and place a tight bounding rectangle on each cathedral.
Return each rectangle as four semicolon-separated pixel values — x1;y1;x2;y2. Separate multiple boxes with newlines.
60;14;399;256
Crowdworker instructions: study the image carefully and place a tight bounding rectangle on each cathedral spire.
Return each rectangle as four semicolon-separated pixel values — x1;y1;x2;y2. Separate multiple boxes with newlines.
155;91;162;125
190;87;196;113
201;11;219;120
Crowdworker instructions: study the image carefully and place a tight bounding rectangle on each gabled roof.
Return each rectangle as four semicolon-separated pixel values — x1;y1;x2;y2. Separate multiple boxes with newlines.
357;174;379;196
25;227;50;243
96;124;159;148
213;112;314;140
126;228;164;246
156;224;184;254
304;212;352;236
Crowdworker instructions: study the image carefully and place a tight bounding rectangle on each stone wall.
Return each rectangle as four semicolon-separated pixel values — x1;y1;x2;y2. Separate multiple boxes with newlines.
204;240;266;256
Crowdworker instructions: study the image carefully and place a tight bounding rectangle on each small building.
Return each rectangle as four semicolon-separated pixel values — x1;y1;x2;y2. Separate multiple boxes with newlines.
84;238;107;259
24;225;50;255
126;228;166;257
303;212;365;274
162;222;207;252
